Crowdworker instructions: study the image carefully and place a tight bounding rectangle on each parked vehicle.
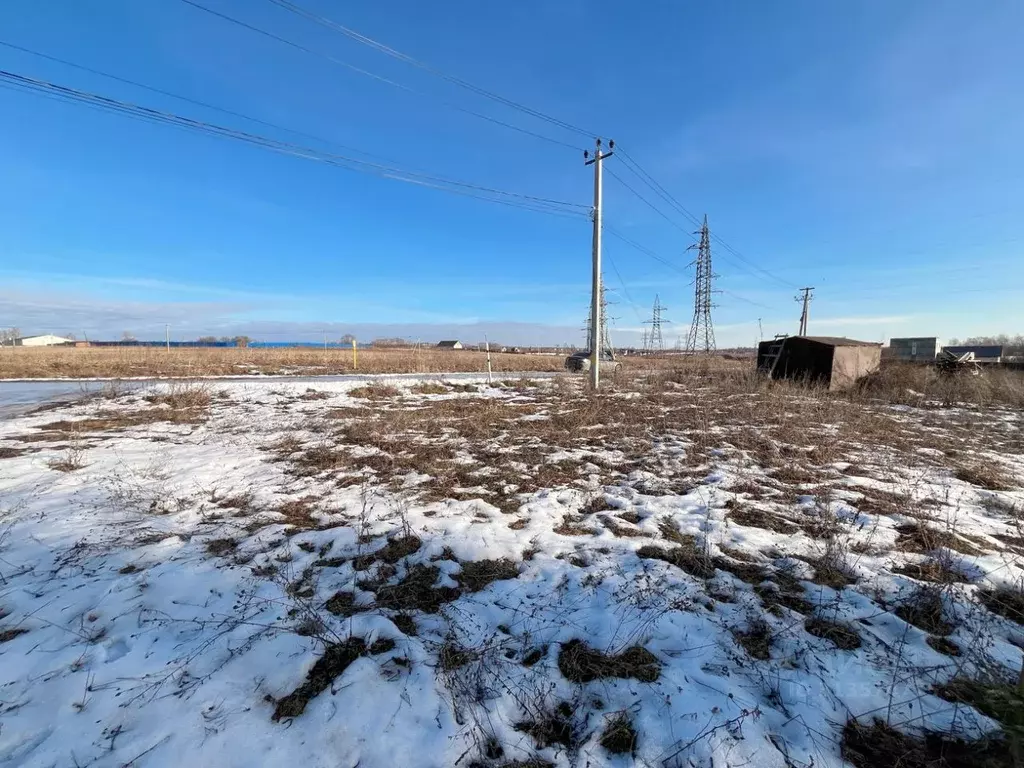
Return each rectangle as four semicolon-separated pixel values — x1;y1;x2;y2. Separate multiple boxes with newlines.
564;350;620;373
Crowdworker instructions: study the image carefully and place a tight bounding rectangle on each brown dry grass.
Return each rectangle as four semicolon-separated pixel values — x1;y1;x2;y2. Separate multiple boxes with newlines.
557;640;660;683
0;346;566;379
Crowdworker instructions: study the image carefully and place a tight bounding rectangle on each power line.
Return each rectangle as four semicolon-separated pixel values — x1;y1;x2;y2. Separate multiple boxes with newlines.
177;0;583;151
616;146;796;289
0;38;390;164
721;289;774;310
262;0;597;140
604;254;645;324
604;225;687;274
0;68;590;218
607;224;782;314
606;167;695;238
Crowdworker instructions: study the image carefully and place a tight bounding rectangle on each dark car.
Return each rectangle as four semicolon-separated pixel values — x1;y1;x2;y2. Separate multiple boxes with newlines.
564;350;620;373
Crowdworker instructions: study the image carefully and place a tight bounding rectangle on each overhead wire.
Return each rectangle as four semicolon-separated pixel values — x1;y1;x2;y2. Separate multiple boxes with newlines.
0;69;590;219
603;253;645;324
0;38;392;164
177;0;583;151
605;222;782;313
261;0;598;140
615;146;797;289
608;158;794;291
606;167;695;238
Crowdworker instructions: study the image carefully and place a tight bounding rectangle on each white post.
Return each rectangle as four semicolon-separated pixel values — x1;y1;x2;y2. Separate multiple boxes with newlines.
585;138;612;389
165;324;170;352
484;334;493;385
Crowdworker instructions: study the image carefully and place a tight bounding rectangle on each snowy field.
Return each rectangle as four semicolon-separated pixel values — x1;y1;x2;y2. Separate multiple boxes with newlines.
0;371;1022;767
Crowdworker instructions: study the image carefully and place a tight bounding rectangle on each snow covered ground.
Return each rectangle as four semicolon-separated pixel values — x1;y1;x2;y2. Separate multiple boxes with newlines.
0;374;1021;767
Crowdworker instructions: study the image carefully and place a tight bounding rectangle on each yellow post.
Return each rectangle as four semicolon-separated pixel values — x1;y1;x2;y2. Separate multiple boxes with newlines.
352;338;357;370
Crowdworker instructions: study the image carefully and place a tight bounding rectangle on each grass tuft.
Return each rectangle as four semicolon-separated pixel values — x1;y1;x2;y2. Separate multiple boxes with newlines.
978;585;1024;625
805;616;861;650
272;638;366;720
895;586;953;636
637;542;714;579
734;618;773;660
457;559;519;592
557;639;660;683
599;712;638;755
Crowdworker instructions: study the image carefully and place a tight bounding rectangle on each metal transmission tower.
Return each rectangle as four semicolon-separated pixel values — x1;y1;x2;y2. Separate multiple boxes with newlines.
643;294;668;353
582;284;613;357
796;287;814;336
684;215;718;354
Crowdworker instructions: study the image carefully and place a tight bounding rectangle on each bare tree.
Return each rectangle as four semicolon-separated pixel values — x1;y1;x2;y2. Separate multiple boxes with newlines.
121;331;137;342
0;327;20;346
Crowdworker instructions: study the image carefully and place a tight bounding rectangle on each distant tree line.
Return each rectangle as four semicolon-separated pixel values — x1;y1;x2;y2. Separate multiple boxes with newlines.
196;336;253;346
371;337;412;348
948;334;1024;356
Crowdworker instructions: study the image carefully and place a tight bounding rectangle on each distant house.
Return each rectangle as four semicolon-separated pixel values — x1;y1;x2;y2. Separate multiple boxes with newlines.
14;334;74;347
888;337;937;362
757;336;881;391
940;345;1003;364
436;340;463;350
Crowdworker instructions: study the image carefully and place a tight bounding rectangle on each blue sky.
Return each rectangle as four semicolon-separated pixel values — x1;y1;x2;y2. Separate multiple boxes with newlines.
1;0;1022;346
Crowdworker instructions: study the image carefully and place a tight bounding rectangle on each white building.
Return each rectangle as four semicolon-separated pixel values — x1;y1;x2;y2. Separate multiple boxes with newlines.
14;334;74;347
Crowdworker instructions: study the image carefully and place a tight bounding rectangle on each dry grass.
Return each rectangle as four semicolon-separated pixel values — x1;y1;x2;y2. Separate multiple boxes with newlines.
599;713;638;755
805;617;862;650
347;383;401;399
0;346;566;379
734;618;774;660
978;584;1024;624
637;542;715;579
514;702;575;750
0;627;29;643
895;523;985;557
557;639;660;683
457;559;519;592
372;564;461;613
955;463;1017;491
895;586;953;635
272;638;366;720
842;718;1010;768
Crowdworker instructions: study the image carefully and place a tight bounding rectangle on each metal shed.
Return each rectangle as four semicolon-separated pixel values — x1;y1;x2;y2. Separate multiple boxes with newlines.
757;336;881;391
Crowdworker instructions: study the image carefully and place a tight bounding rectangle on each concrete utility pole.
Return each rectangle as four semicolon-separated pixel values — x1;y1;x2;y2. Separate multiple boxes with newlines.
797;287;815;336
584;138;613;388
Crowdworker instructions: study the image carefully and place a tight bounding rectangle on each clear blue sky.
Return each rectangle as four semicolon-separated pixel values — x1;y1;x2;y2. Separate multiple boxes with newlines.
1;0;1022;345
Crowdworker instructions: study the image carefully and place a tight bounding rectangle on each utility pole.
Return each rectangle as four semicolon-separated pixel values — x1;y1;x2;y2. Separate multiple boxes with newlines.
684;215;719;354
165;324;170;352
584;137;613;388
643;294;668;354
796;287;814;336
